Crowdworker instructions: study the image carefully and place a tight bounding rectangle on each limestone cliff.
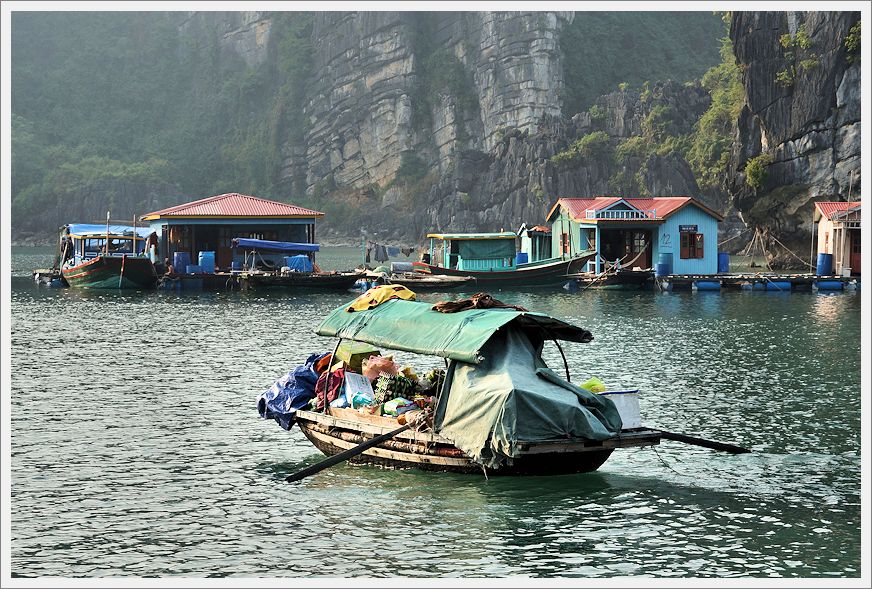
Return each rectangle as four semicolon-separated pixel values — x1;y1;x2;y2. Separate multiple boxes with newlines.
725;11;861;267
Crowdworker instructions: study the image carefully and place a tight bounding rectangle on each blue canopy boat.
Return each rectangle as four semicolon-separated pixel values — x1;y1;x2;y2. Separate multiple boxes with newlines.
231;237;363;290
60;223;157;289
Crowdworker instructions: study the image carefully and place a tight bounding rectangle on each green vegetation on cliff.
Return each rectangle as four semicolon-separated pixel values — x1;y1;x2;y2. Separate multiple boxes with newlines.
12;12;314;225
560;12;725;114
684;36;744;191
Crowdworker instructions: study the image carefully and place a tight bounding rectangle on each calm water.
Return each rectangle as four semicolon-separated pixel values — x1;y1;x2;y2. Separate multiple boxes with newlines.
8;246;862;577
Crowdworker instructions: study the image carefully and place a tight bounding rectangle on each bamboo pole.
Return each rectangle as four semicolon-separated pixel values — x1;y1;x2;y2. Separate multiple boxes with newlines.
132;213;137;256
809;208;816;274
104;211;110;255
838;170;855;275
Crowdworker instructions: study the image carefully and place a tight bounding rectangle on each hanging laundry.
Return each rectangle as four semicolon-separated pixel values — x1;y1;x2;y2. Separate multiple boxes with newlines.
387;246;400;257
374;244;389;262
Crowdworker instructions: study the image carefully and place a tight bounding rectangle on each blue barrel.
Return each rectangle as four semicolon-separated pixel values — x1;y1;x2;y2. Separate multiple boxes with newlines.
815;280;844;290
717;252;730;274
658;252;673;275
765;281;792;291
186;264;202;274
695;280;721;291
174;251;191;271
654;263;671;277
515;252;529;265
198;251;215;273
231;261;242;271
816;253;833;276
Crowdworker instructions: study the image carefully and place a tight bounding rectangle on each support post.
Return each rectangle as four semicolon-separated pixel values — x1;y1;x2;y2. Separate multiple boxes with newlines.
594;226;601;274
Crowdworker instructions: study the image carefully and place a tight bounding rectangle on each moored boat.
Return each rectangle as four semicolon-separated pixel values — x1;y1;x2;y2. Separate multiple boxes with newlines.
414;231;594;288
59;223;157;289
363;271;474;291
570;269;654;290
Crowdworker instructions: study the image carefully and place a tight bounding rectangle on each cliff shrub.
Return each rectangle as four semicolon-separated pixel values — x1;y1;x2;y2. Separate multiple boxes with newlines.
845;21;861;62
744;153;773;188
588;104;607;124
550;131;612;165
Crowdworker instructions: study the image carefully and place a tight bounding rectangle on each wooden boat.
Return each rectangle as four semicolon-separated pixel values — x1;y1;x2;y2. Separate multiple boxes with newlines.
295;407;661;475
266;297;663;476
416;231;595;288
414;254;594;288
229;237;363;291
365;272;474;290
59;223;157;289
570;269;654;290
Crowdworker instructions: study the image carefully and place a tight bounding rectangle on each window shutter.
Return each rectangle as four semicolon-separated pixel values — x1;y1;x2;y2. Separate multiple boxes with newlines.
696;233;704;259
680;233;689;259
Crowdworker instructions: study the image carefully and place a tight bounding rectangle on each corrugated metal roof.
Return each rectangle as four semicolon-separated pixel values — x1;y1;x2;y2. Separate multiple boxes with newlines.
547;196;723;222
142;193;324;220
815;201;861;220
427;232;517;240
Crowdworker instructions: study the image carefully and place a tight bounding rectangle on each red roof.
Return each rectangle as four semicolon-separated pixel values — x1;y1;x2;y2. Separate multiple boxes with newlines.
815;201;861;220
142;193;324;220
546;196;723;223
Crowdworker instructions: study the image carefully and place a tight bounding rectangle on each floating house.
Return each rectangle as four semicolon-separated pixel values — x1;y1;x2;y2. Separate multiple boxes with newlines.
141;193;323;271
517;224;553;264
814;201;861;276
546;196;724;274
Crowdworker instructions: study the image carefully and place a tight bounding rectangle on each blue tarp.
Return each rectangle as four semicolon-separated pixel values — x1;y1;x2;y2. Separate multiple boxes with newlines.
285;254;313;273
66;224;154;238
256;352;328;429
232;238;320;253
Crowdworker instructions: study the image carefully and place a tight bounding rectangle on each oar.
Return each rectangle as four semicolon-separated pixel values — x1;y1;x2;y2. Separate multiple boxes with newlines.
286;422;413;483
655;429;751;454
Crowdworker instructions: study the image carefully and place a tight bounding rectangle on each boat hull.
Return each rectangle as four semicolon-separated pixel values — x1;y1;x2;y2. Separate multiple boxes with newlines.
373;273;474;291
294;408;660;476
415;253;594;288
240;271;364;290
62;255;157;289
571;270;654;290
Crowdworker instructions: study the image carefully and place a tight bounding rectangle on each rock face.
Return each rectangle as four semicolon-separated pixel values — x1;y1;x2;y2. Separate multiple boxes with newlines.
13;180;179;244
299;12;572;196
178;11;273;67
419;82;711;234
726;11;860;266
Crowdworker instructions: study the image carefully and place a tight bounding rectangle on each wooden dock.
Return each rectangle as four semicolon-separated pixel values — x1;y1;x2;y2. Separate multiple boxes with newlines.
655;273;859;291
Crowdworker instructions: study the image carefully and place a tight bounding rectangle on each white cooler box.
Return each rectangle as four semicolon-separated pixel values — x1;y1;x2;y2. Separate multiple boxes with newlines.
599;390;641;429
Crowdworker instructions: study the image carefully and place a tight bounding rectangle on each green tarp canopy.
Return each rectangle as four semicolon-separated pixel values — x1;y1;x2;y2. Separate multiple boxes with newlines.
434;328;622;468
315;299;592;364
458;238;516;260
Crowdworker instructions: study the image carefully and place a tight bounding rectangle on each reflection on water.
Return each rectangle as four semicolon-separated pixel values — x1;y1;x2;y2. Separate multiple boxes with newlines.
8;247;862;577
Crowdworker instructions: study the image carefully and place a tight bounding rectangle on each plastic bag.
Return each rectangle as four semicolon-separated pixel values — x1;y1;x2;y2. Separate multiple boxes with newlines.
383;397;418;416
362;355;399;381
579;377;606;393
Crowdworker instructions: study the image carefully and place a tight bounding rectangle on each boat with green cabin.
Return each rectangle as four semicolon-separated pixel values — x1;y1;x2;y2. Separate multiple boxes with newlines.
414;232;595;287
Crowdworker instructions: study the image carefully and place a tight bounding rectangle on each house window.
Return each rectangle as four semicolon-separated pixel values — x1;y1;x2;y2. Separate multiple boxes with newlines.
680;231;705;259
561;233;569;255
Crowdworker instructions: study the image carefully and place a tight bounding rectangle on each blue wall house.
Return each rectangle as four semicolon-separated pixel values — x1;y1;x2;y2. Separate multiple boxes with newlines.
546;196;724;275
141;193;324;271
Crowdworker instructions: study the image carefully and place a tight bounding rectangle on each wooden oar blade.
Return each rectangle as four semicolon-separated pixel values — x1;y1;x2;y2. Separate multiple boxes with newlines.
656;430;751;454
285;422;413;483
